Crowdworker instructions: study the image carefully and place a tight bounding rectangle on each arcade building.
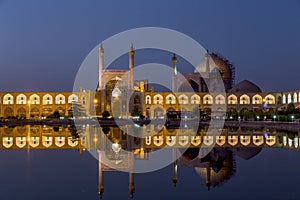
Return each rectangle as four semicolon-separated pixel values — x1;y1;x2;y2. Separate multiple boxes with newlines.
0;45;299;119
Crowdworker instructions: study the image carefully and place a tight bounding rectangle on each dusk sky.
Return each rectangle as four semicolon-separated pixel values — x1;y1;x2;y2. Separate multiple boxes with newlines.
0;0;300;92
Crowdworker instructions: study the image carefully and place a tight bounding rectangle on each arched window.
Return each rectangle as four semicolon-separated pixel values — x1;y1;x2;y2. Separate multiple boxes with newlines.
252;94;262;104
293;92;298;103
240;94;250;104
43;94;53;105
112;87;121;98
178;94;188;104
153;94;163;105
56;94;66;104
203;94;213;104
191;94;200;104
68;94;78;104
287;94;292;104
145;95;151;104
227;94;237;104
166;94;176;104
265;94;275;104
16;94;27;104
29;94;40;104
215;94;225;104
282;94;286;104
3;94;14;104
81;96;86;104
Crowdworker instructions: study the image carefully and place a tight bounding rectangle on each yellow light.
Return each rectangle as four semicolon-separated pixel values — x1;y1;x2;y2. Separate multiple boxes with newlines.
94;99;98;104
263;98;266;102
28;100;31;104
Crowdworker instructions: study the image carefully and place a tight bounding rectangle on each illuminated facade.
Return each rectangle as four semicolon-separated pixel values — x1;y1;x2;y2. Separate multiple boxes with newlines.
0;45;300;119
95;45;299;119
0;89;95;118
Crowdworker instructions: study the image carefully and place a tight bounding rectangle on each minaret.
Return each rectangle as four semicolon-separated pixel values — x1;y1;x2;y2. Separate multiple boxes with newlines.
98;44;104;91
206;167;211;191
98;152;104;198
172;53;177;92
129;44;135;90
172;163;178;187
129;172;135;199
98;45;105;113
205;51;210;73
172;53;177;75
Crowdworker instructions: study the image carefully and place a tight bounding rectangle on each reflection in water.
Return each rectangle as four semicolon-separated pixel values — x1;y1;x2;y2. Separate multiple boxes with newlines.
0;125;299;198
178;148;237;190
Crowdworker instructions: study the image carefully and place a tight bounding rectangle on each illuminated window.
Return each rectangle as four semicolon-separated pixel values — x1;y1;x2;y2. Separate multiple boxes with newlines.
82;96;86;104
145;95;151;104
17;94;27;104
43;94;53;105
228;94;237;104
215;94;225;104
240;95;250;104
287;94;292;104
153;95;163;105
166;94;176;104
191;95;200;104
293;92;298;103
203;94;212;104
30;94;40;104
178;95;188;104
252;94;262;104
3;94;14;104
68;94;78;104
282;94;286;104
265;94;275;104
56;94;66;104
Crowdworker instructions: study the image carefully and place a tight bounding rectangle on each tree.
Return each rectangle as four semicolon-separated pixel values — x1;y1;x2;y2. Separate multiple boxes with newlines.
286;103;295;114
192;105;200;119
69;125;83;140
102;110;110;118
53;111;60;119
131;105;141;117
69;103;86;118
102;127;110;134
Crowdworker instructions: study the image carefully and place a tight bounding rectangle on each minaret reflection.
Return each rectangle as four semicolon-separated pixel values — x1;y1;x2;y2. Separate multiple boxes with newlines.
1;125;299;198
172;163;178;187
87;124;300;198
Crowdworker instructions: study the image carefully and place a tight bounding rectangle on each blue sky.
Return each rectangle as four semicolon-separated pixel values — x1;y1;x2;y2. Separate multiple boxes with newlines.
0;0;300;92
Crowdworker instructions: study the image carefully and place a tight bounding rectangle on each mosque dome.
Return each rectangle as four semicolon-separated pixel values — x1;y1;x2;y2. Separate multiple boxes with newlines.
193;51;235;91
195;150;236;189
179;148;200;161
229;80;262;93
231;147;262;160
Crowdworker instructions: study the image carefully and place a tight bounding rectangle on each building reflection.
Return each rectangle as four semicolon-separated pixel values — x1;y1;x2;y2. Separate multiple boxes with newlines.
0;125;299;198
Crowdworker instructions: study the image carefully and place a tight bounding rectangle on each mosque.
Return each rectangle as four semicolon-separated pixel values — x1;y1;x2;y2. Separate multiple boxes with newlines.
94;45;299;119
0;45;299;120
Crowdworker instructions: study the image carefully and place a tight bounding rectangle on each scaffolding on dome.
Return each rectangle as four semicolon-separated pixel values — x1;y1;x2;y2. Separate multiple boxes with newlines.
210;52;236;89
